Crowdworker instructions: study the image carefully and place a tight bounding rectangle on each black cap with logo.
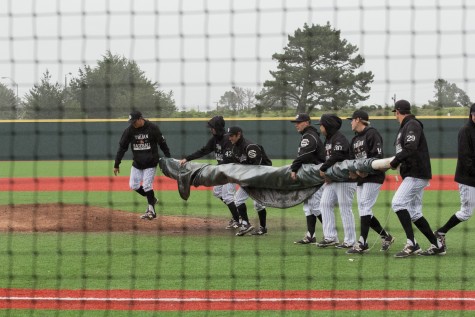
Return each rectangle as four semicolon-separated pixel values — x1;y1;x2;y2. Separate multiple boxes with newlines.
227;126;243;135
392;100;411;113
128;110;143;123
290;113;311;123
346;110;369;121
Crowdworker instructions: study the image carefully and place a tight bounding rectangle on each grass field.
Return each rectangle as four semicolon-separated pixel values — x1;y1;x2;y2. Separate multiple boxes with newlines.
0;159;474;316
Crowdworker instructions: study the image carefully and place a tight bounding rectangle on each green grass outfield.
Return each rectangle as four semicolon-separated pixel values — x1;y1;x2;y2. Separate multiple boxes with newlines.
0;159;473;316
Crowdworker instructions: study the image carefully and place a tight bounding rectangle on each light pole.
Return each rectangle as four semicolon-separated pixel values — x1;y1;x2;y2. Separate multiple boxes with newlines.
64;72;72;87
1;76;18;100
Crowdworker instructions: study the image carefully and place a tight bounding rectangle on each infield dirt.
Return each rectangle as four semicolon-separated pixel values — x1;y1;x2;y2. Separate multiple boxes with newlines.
0;203;224;234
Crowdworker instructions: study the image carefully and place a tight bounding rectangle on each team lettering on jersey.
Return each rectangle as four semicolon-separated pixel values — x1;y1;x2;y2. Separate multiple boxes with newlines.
133;134;151;151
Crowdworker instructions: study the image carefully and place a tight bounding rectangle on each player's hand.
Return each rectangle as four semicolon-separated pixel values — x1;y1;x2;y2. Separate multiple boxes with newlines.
348;171;358;179
179;159;187;166
389;159;399;170
290;171;297;181
113;168;120;176
356;171;368;178
320;170;332;184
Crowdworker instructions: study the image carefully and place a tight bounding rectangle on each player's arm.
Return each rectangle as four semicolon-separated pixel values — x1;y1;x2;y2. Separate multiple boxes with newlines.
155;127;171;158
113;129;131;175
391;122;421;168
320;142;348;172
367;130;384;159
246;144;263;165
183;138;215;163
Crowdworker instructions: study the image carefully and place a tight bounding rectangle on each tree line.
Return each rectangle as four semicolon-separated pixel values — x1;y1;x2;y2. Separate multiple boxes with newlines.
0;23;472;120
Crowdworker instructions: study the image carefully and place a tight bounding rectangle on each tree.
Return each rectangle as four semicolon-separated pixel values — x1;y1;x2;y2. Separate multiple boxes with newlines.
428;79;471;108
69;51;176;118
23;70;70;119
256;22;374;113
0;83;18;119
218;86;256;112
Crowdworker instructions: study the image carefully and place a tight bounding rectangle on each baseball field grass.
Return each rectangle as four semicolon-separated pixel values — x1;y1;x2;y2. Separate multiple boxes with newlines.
0;159;474;316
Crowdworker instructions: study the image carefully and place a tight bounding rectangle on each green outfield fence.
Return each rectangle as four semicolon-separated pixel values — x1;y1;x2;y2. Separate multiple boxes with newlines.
1;1;475;316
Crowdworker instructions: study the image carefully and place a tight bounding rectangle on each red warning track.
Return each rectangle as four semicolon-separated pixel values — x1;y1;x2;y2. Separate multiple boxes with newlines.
0;175;457;191
0;289;474;311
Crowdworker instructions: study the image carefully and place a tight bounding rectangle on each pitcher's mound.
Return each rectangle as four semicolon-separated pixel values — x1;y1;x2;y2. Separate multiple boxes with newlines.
0;203;225;234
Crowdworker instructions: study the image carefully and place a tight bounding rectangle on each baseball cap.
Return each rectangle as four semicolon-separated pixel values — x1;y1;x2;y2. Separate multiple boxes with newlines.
392;100;411;113
346;110;369;121
227;126;242;135
290;113;311;123
128;110;142;123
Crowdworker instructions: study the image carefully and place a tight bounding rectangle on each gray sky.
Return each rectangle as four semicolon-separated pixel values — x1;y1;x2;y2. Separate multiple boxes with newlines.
1;0;474;111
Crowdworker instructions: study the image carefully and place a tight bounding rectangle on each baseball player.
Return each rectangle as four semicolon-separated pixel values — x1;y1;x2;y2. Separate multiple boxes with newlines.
433;103;475;251
389;100;445;257
227;126;272;236
346;110;395;254
289;113;326;245
179;116;240;229
113;110;171;220
316;114;357;249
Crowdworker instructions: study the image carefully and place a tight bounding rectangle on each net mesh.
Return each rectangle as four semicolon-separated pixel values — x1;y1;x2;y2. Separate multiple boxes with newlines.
0;0;474;315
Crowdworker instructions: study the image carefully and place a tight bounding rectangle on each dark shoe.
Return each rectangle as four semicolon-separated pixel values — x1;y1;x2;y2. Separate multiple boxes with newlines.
316;239;339;248
140;209;156;220
294;236;317;245
225;219;240;229
250;226;267;236
235;223;254;236
335;242;353;249
419;244;446;256
394;243;421;258
434;231;446;250
346;242;369;254
380;235;395;252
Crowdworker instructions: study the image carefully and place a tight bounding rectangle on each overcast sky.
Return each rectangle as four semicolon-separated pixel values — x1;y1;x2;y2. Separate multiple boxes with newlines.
0;0;474;111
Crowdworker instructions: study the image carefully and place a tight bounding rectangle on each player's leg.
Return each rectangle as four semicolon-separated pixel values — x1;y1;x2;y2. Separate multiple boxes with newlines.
220;183;240;229
130;166;154;220
250;201;267;236
140;167;158;220
334;182;356;249
355;182;394;253
295;186;324;244
234;187;254;236
392;177;426;257
436;184;475;245
317;184;339;247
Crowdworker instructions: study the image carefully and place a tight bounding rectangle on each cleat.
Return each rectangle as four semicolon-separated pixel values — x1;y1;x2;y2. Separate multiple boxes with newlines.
380;235;395;252
419;244;446;256
235;223;254;236
294;236;317;245
434;231;446;250
346;242;369;254
316;239;339;248
250;226;267;236
335;242;353;249
225;219;240;230
394;243;421;258
140;209;156;220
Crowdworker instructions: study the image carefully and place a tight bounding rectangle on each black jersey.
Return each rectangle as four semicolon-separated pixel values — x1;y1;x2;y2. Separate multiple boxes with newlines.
114;120;171;170
455;114;475;187
290;125;325;172
230;136;272;166
350;126;385;185
392;115;432;180
320;130;350;172
185;133;233;165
